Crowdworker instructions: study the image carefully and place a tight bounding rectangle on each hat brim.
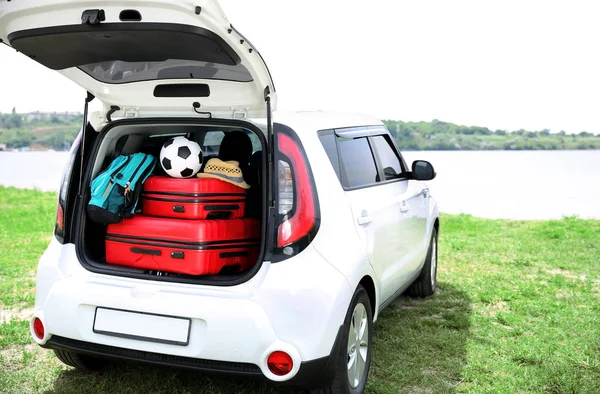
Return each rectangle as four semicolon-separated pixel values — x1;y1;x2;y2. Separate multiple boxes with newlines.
197;172;250;189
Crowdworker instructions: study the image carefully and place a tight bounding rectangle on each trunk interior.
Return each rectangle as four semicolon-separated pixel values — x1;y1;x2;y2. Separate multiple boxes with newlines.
76;118;269;285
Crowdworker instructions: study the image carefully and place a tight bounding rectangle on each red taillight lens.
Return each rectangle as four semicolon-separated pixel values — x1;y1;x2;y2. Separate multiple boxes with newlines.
54;130;82;245
267;351;293;376
33;318;45;340
55;203;65;236
277;133;317;248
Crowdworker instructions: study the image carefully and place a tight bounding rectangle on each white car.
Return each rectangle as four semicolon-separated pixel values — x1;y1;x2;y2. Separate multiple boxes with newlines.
0;1;439;392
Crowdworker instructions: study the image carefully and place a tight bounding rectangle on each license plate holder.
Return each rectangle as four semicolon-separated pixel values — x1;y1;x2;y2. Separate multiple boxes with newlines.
93;307;191;346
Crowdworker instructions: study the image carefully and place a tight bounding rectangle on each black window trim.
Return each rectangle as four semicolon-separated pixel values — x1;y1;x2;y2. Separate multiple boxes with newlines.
319;125;410;192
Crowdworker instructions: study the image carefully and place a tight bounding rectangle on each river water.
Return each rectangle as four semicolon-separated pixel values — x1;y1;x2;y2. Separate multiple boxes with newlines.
1;150;599;220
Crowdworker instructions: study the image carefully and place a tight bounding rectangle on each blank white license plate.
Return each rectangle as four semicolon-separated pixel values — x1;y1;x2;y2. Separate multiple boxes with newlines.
93;308;191;346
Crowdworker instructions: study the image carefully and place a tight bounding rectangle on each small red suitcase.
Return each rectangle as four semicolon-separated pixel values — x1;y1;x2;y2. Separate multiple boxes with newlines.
142;176;246;220
105;216;260;276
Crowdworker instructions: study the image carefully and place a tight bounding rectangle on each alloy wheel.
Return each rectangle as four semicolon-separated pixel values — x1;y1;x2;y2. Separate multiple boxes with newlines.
347;303;369;389
430;239;437;288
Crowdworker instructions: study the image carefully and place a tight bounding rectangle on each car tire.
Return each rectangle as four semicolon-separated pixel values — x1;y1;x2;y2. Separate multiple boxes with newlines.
53;349;107;371
310;285;373;394
407;228;438;298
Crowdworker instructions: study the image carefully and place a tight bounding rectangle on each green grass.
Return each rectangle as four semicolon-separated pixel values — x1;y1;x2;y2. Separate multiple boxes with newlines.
0;186;599;393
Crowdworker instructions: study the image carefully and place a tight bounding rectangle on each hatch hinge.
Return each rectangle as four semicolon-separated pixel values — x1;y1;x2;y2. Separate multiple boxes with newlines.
81;9;105;25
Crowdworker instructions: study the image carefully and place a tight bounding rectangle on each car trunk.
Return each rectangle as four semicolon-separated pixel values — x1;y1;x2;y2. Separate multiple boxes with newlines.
75;117;270;285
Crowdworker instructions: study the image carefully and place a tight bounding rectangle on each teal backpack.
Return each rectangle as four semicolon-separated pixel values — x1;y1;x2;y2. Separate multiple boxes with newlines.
88;153;156;224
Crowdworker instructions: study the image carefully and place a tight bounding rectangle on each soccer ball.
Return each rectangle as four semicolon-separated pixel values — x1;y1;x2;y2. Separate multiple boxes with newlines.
160;136;203;178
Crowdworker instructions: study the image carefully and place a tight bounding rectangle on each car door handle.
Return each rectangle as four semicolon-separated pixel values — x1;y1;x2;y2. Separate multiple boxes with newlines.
357;210;373;225
400;201;410;213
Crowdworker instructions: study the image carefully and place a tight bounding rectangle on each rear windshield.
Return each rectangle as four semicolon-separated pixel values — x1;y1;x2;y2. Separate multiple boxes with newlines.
79;60;253;84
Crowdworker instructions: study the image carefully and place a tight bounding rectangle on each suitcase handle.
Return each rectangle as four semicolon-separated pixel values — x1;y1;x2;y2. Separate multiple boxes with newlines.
205;204;240;211
219;251;249;258
173;205;185;213
131;247;161;256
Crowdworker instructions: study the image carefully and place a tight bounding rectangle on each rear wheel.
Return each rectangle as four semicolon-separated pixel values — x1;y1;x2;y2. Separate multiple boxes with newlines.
53;349;107;371
407;228;438;298
310;285;373;394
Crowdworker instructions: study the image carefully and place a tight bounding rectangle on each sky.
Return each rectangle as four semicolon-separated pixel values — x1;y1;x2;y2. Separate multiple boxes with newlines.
1;0;600;133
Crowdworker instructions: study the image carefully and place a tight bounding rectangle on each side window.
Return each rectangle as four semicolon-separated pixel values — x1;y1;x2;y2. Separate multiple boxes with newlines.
318;132;341;180
247;132;262;153
337;136;379;188
201;131;224;156
371;135;404;180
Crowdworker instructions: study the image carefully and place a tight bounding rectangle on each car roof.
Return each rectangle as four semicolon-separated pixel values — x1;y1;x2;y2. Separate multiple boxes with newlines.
272;111;384;132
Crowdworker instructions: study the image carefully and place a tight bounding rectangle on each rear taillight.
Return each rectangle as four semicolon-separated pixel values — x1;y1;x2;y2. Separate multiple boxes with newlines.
33;317;45;340
55;131;82;244
54;203;65;240
273;126;320;261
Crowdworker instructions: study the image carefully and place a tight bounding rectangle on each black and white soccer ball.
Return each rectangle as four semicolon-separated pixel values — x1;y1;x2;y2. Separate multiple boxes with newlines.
160;136;203;178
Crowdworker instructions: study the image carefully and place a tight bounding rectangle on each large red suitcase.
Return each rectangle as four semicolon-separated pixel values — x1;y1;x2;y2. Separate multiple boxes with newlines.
105;216;260;276
142;176;246;220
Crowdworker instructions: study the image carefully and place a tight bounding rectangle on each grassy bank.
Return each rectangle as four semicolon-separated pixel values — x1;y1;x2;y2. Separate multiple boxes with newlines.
0;186;599;393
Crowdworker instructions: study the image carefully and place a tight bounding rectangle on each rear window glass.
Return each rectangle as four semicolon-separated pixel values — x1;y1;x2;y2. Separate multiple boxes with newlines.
337;136;379;188
319;133;341;180
79;60;253;84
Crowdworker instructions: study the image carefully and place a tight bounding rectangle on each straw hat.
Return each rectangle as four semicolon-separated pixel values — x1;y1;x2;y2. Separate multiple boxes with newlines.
197;158;250;189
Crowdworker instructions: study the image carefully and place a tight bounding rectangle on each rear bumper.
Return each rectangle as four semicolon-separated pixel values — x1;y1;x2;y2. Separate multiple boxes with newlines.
42;324;344;388
43;335;263;376
33;240;352;385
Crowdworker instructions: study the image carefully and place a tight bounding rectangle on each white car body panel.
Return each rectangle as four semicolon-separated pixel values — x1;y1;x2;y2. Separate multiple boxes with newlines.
346;181;414;304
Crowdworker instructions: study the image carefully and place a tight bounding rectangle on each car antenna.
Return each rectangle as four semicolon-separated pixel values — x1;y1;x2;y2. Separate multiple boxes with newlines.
78;92;95;198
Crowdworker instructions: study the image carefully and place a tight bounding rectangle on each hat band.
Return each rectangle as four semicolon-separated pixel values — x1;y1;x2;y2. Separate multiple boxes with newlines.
206;171;246;184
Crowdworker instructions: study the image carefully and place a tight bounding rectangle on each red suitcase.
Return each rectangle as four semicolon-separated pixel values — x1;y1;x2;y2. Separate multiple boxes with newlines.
142;176;246;220
105;216;260;276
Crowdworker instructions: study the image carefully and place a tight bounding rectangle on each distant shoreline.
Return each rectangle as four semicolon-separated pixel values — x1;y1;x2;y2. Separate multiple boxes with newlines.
2;113;599;151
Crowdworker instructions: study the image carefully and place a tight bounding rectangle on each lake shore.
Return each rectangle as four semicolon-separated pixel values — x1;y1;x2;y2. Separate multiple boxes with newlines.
1;150;599;220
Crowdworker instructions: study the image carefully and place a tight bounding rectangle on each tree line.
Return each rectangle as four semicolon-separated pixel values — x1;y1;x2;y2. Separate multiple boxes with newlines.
0;109;83;150
384;119;600;150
